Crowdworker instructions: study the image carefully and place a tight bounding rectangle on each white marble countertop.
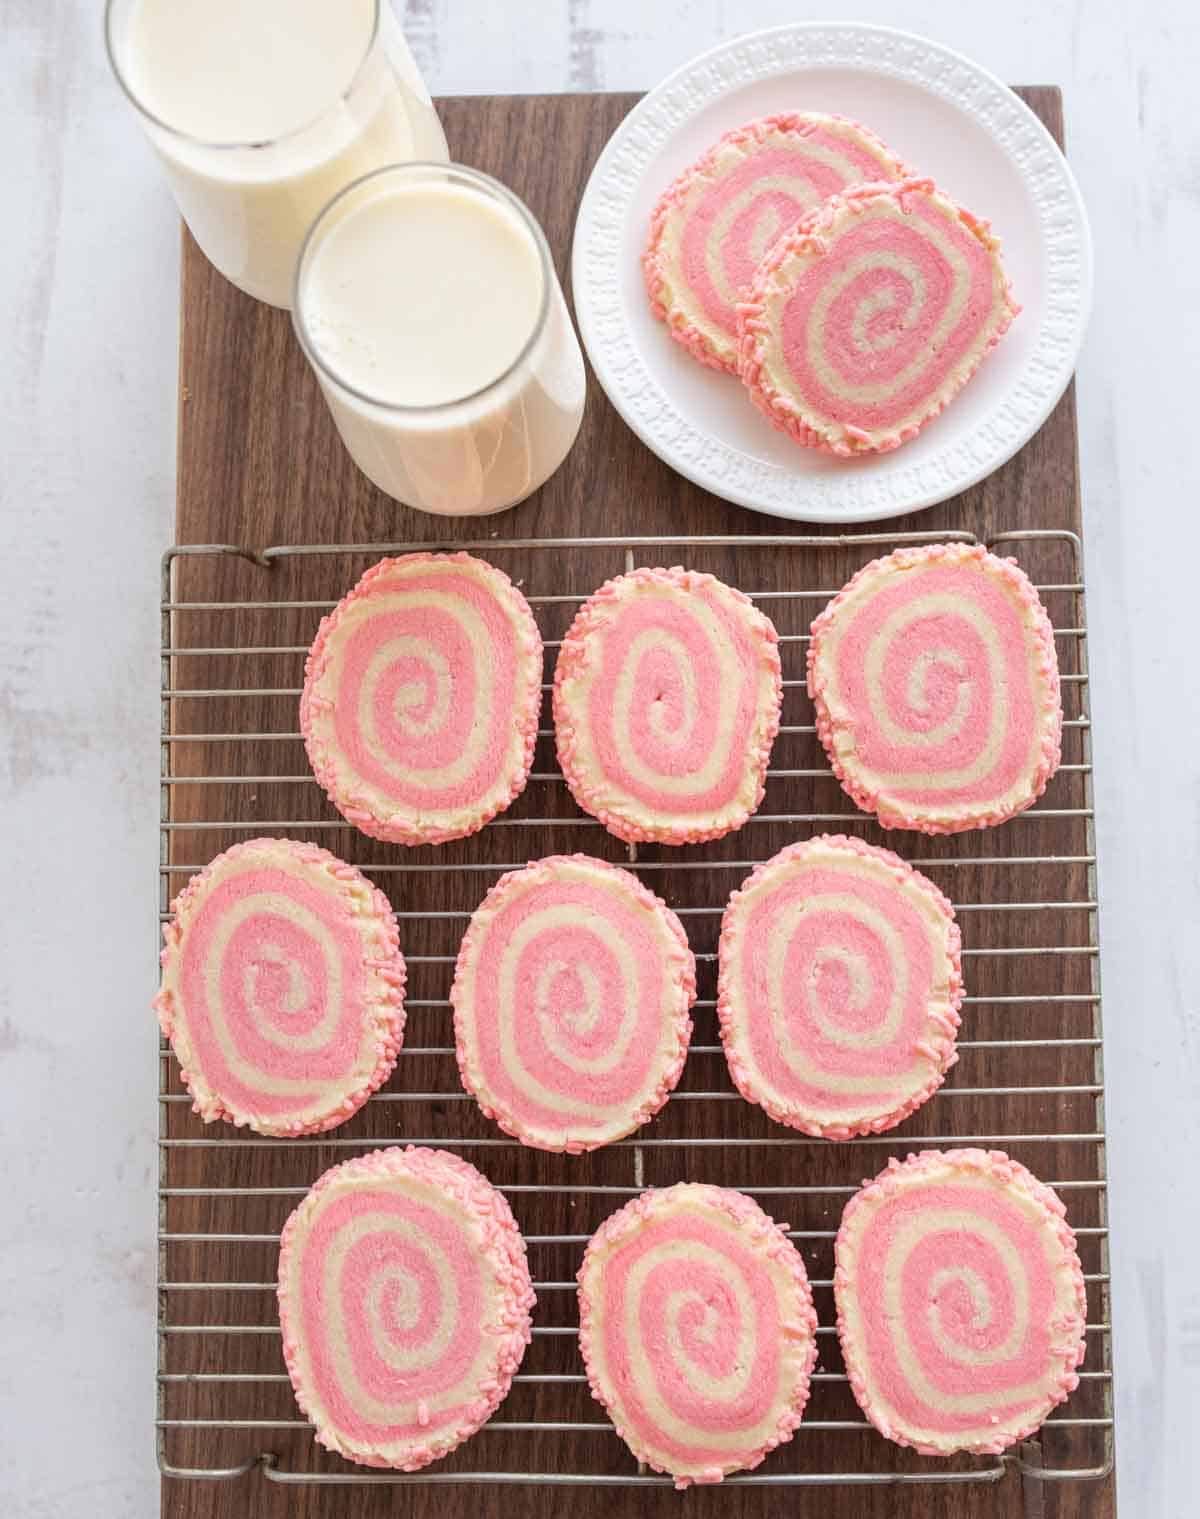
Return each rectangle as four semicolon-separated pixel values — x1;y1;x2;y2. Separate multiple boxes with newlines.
3;3;1197;1515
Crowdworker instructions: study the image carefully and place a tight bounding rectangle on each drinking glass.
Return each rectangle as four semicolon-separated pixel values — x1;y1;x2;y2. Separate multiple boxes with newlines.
105;0;448;308
293;163;587;516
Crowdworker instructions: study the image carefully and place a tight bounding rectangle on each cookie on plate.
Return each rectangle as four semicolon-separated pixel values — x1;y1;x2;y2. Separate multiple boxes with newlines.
834;1149;1087;1455
806;542;1062;833
718;834;962;1139
553;567;782;844
577;1183;818;1486
278;1146;535;1470
645;113;908;374
301;553;542;846
451;854;696;1152
155;837;405;1137
738;178;1019;455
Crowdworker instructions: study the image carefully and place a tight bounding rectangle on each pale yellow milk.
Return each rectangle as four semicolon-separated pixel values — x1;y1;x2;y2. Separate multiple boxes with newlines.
297;177;586;515
119;0;447;306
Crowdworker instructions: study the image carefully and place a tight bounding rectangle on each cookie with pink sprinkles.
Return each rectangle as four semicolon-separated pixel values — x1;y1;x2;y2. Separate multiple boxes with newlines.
553;567;782;844
834;1149;1088;1456
807;543;1062;834
301;552;542;847
644;112;908;374
737;177;1019;455
451;855;696;1153
155;838;405;1137
718;835;962;1139
577;1183;818;1486
278;1146;535;1471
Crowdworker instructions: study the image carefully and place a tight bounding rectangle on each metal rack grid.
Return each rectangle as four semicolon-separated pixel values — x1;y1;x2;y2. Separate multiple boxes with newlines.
158;528;1112;1493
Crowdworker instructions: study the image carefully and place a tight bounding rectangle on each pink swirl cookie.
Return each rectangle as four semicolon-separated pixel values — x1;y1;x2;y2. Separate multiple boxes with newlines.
644;113;908;374
155;838;405;1137
278;1146;535;1470
451;855;696;1152
807;543;1062;833
554;567;782;844
301;553;542;846
737;178;1019;455
577;1183;818;1487
834;1149;1088;1456
718;835;962;1139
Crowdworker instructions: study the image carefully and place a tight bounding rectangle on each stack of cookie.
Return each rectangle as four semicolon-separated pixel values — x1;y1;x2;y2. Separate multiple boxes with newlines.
644;113;1019;455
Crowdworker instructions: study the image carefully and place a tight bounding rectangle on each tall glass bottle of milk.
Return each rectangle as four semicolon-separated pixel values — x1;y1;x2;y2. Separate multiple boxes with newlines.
106;0;448;308
294;164;587;516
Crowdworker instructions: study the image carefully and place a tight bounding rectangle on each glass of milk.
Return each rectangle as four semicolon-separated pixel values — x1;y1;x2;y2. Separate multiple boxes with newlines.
293;164;587;516
105;0;448;308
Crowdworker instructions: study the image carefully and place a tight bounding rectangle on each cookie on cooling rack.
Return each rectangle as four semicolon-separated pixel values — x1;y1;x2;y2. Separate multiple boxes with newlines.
278;1146;535;1470
577;1182;818;1487
451;854;696;1153
718;834;962;1139
644;112;909;374
155;837;405;1137
300;552;543;846
553;567;782;844
834;1149;1087;1456
806;542;1062;833
737;178;1019;455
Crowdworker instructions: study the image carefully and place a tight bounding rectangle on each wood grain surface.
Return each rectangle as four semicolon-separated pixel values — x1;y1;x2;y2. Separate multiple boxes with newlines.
162;90;1113;1519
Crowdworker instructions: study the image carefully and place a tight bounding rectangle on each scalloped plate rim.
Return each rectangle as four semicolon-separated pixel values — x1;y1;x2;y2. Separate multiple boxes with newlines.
570;22;1093;525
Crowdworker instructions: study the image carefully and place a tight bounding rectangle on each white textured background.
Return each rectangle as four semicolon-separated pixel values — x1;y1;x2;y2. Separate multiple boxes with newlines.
3;2;1197;1514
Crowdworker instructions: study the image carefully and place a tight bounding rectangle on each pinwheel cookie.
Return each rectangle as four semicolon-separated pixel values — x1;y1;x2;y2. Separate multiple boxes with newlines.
578;1183;818;1486
278;1146;535;1470
738;178;1019;455
553;567;782;844
301;553;542;846
645;113;908;373
807;543;1062;833
155;838;405;1137
718;835;962;1139
452;854;696;1152
834;1149;1088;1456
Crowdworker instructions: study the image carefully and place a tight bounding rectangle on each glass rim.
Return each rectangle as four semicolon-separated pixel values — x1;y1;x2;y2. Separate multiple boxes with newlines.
292;162;555;416
103;0;382;151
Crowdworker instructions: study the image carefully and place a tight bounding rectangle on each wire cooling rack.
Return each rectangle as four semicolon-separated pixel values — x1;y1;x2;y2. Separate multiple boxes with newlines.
158;528;1112;1493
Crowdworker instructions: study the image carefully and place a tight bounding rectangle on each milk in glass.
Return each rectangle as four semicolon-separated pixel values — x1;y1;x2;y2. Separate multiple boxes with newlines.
107;0;447;307
294;165;586;516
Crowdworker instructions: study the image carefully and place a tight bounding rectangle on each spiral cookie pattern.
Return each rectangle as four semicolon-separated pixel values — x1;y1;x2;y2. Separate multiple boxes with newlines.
718;835;962;1139
578;1184;818;1486
807;543;1062;833
278;1147;535;1470
738;178;1019;455
452;855;695;1152
554;567;782;844
834;1149;1088;1455
301;553;543;846
644;113;908;374
155;838;405;1136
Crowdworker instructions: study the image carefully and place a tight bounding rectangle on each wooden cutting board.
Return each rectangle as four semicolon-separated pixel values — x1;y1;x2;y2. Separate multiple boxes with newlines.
164;90;1113;1519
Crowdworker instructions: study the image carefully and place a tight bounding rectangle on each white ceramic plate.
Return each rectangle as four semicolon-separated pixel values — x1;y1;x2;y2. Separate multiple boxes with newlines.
571;24;1092;524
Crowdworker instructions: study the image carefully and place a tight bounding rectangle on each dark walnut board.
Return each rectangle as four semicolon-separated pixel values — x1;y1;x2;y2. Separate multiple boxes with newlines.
163;90;1112;1519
